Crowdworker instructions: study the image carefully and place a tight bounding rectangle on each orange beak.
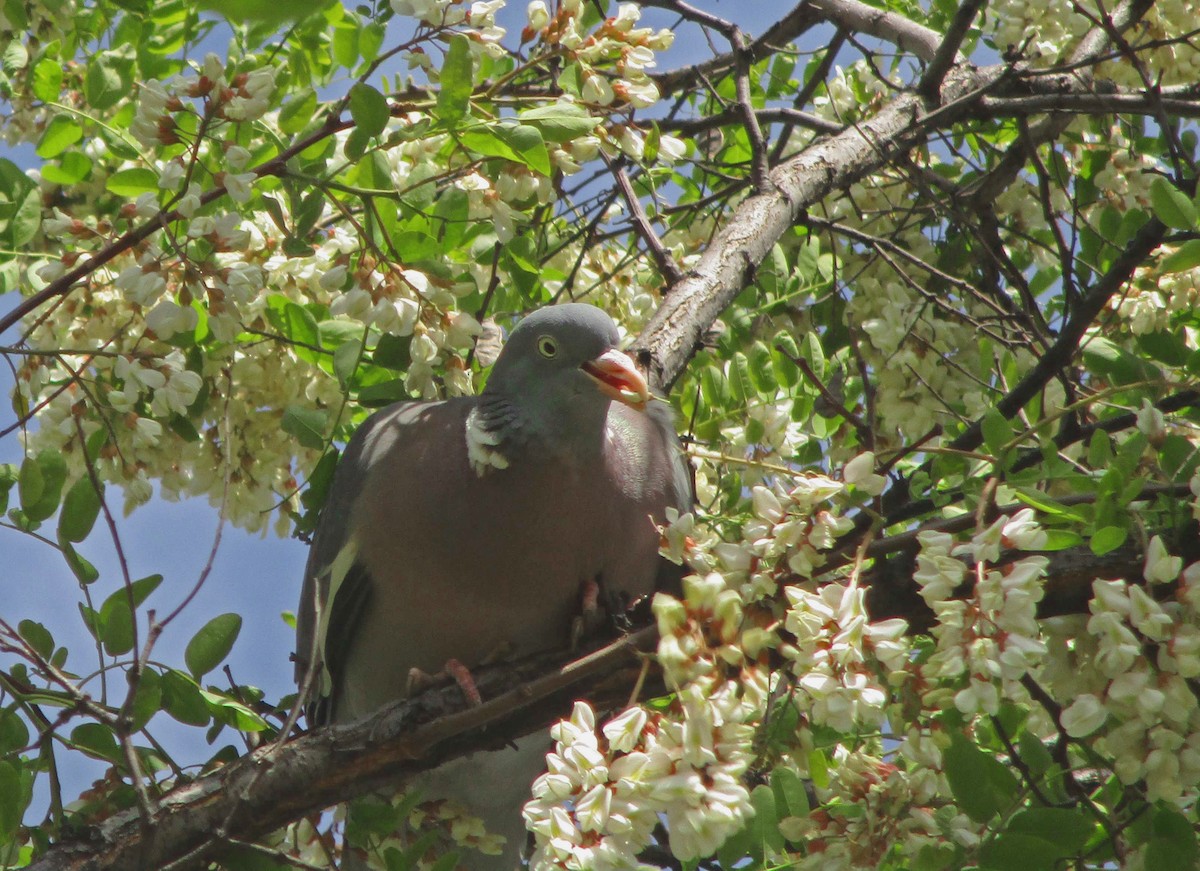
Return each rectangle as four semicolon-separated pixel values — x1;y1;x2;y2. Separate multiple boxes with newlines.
581;348;650;410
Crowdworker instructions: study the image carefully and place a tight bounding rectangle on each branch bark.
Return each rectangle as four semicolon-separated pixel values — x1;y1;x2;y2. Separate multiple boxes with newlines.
28;632;657;871
633;61;1005;390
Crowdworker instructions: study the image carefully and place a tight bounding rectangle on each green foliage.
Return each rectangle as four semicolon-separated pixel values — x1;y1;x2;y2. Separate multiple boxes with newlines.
1;0;1199;869
185;613;244;678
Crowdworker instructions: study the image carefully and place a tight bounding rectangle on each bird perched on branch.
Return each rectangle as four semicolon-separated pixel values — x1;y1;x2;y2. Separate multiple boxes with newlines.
295;303;691;869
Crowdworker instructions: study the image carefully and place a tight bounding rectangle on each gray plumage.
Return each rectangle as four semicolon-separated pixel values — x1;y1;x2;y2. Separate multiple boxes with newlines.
295;303;690;869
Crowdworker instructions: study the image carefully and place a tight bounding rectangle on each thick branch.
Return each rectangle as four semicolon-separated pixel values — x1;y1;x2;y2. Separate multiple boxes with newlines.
807;0;944;62
633;62;1005;390
28;632;656;871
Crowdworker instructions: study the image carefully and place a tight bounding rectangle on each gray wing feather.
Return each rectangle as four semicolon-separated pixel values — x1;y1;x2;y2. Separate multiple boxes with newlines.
293;402;415;722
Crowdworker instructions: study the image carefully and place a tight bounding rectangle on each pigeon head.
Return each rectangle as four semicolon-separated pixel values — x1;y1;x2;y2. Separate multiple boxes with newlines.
492;303;648;408
469;303;650;468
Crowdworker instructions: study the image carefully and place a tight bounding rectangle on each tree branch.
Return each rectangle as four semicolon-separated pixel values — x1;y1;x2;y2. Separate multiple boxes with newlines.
807;0;944;62
634;61;1005;390
27;632;657;871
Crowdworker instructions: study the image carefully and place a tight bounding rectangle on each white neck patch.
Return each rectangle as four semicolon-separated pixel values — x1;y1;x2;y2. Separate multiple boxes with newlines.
465;405;510;476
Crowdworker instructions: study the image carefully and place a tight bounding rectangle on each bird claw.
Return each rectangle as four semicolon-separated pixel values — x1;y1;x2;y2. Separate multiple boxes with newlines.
444;658;483;707
406;666;439;697
406;660;483;707
570;577;613;651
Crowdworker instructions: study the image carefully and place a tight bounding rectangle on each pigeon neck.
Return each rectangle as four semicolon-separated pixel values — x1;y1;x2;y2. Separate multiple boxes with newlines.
465;390;609;476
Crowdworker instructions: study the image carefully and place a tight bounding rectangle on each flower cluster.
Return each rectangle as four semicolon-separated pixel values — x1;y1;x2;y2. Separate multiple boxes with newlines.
780;749;980;871
913;512;1049;717
1040;539;1200;804
525;689;757;870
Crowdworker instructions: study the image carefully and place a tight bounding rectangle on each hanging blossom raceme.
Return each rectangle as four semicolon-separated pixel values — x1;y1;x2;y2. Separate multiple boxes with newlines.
526;469;920;869
913;509;1050;718
524;571;764;870
1043;534;1200;805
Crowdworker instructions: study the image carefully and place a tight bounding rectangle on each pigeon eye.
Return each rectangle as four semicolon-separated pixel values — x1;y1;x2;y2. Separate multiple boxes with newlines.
537;335;558;358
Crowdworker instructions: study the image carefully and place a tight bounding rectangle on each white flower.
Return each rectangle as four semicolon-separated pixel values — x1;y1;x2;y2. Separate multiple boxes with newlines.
750;485;784;523
526;0;549;29
1127;585;1173;641
843;451;886;495
581;73;614;105
1002;508;1047;550
1061;694;1107;737
620;79;660;108
223;171;255;204
602;707;647;753
225;145;252;171
158;160;185;192
1144;535;1182;584
145;300;198;338
657;134;687;163
318;265;348;291
1136;399;1166;446
176;183;202;218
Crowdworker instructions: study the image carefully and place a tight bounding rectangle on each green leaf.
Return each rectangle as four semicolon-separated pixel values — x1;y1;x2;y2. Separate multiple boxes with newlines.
436;35;473;123
105;168;159;197
979;832;1062;871
1005;807;1093;852
1161;239;1200;273
32;56;63;102
70;721;121;763
359;22;384;63
200;689;267;731
58;476;103;543
980;408;1013;458
17;458;43;514
1082;336;1160;386
185;613;243;678
748;784;784;859
1149;177;1198;230
517;102;598;142
1012;487;1086;523
7;186;40;247
197;0;330;26
728;352;751;404
161;668;211;726
17;620;54;660
333;340;363;388
129;668;163;731
332;20;360;69
36;116;83;159
23;451;67;523
943;729;1019;823
356;378;408;407
1144;807;1198;871
279;89;318;135
98;575;163;656
1090;525;1127;555
282;405;328;450
0;761;20;837
0;709;29;755
348;82;389;138
266;297;320;357
1087;430;1112;467
459;123;551;175
85;53;130;110
62;540;99;584
1039;530;1083;550
771;767;809;819
41;151;93;186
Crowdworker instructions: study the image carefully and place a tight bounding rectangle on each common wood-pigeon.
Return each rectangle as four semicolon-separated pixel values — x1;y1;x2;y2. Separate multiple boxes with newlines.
295;303;691;869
